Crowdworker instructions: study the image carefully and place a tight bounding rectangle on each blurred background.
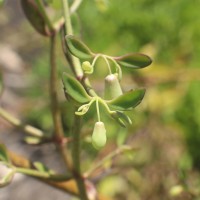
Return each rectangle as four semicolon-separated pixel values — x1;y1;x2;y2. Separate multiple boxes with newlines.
1;0;200;199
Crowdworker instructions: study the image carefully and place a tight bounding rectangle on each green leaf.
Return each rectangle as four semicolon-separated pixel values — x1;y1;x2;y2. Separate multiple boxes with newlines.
21;0;50;36
108;89;146;111
111;111;132;127
0;168;15;188
114;53;152;69
62;73;92;104
0;144;10;163
65;35;95;59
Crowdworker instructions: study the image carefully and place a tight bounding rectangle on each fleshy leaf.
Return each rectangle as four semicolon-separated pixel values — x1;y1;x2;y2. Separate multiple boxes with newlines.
108;89;146;111
0;144;10;163
114;53;152;69
21;0;51;36
65;35;95;59
62;73;92;104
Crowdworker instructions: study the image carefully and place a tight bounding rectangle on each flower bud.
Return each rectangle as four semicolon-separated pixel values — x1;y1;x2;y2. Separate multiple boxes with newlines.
92;122;107;149
82;61;93;74
104;74;123;100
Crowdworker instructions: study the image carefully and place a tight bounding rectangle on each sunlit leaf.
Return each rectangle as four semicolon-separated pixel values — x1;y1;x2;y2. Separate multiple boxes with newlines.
62;73;92;104
21;0;50;36
65;35;95;59
114;53;152;69
0;144;10;163
108;89;146;110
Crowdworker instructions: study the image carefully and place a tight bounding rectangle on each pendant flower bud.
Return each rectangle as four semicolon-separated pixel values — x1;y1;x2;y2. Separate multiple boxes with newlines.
104;74;123;100
92;121;107;149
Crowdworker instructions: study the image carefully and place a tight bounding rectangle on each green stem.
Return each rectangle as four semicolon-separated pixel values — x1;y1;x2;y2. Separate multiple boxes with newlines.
72;115;89;200
102;55;112;74
16;167;72;181
62;0;83;78
96;99;101;122
0;107;45;137
49;34;72;170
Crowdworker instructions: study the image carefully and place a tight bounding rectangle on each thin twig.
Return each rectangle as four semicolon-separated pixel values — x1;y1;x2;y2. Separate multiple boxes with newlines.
0;107;45;137
16;167;72;181
7;150;112;200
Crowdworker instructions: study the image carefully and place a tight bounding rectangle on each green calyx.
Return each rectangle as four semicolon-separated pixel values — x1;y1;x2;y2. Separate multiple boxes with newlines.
92;121;107;149
104;74;123;100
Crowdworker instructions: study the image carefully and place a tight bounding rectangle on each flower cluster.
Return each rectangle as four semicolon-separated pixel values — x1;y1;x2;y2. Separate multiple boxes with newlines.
62;36;152;149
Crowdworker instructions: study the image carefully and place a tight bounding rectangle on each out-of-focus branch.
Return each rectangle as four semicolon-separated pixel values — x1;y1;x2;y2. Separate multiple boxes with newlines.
8;150;112;200
0;107;45;137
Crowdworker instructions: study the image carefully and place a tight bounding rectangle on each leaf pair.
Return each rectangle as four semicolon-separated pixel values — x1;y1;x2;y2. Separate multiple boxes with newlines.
65;35;152;69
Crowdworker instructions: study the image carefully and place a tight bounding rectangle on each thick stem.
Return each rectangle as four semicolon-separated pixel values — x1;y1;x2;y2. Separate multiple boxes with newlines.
72;115;89;200
49;35;72;170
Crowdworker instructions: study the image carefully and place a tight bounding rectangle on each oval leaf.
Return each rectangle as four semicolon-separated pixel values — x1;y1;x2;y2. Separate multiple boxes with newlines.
108;89;146;111
114;53;152;69
65;35;95;59
62;73;92;104
21;0;50;36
